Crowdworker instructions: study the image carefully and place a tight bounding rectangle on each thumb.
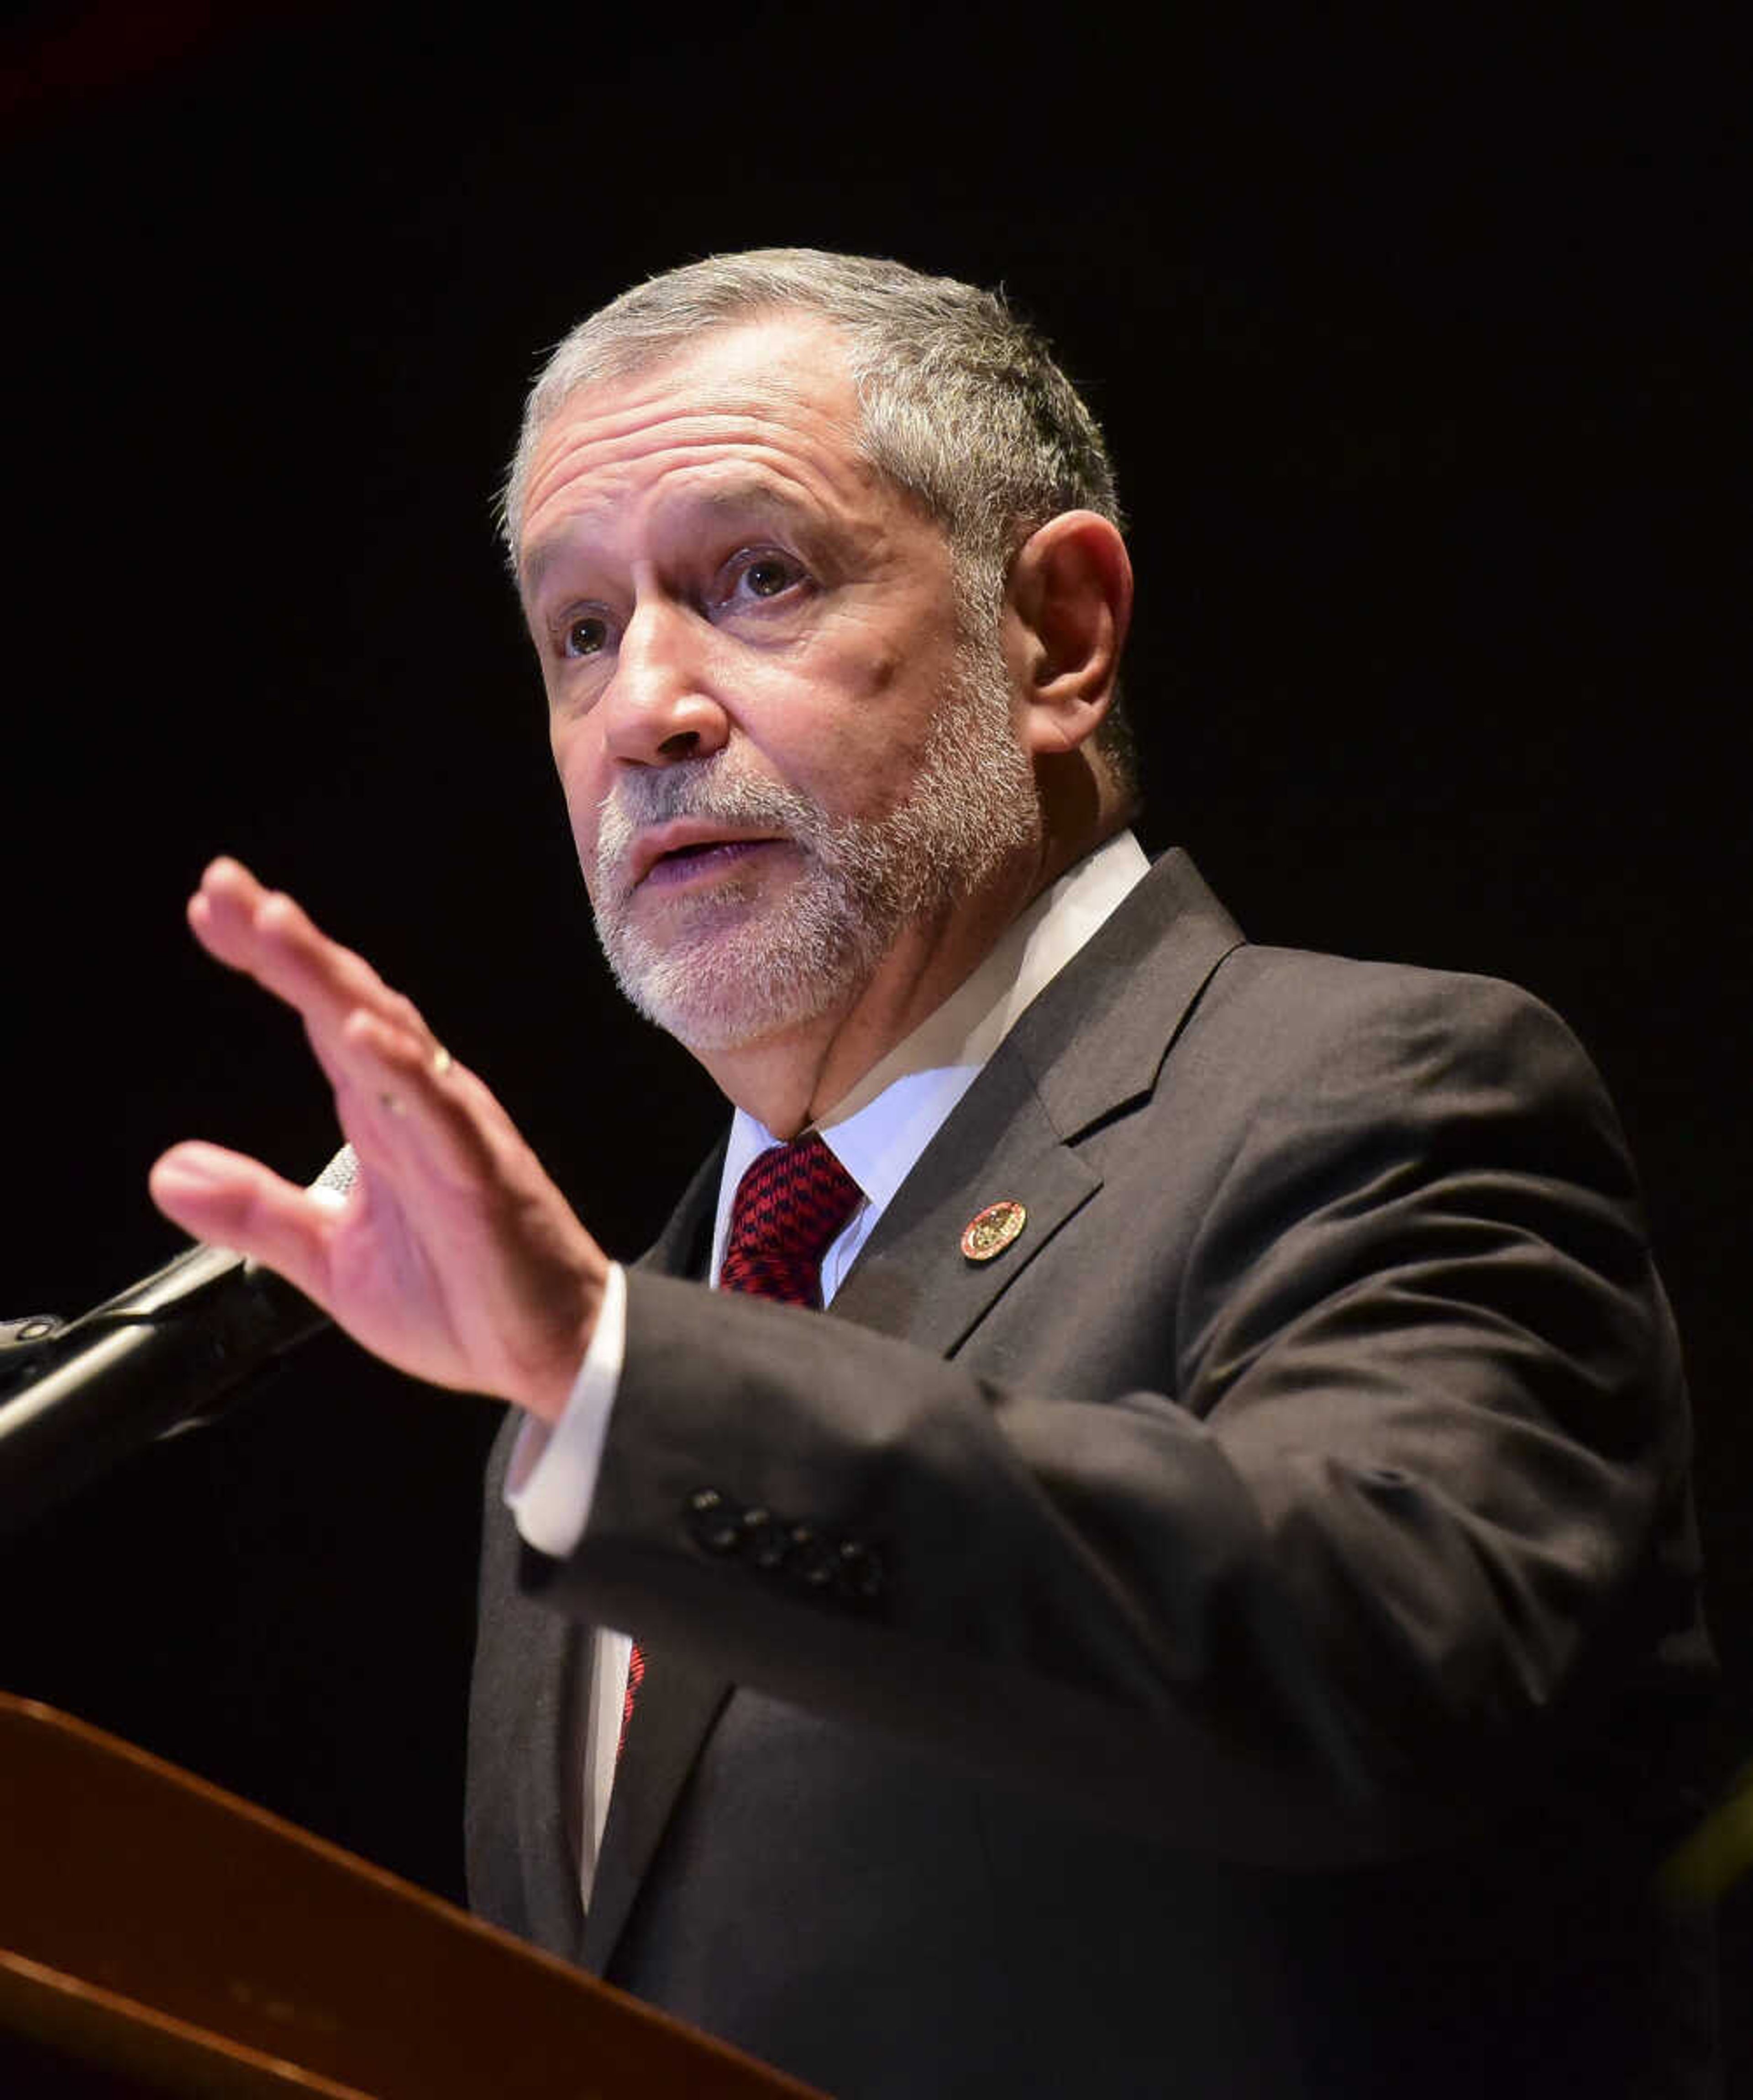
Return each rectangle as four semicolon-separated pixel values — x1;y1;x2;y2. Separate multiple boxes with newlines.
150;1143;336;1306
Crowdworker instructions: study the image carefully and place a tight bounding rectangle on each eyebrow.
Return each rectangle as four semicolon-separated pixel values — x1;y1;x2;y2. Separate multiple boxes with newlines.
519;478;827;601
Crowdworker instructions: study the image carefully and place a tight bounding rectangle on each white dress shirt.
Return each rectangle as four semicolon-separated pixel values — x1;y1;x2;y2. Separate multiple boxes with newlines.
504;829;1149;1904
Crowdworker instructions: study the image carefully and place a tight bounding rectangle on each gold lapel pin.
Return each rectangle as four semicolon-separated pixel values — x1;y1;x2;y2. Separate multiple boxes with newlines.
961;1200;1028;1263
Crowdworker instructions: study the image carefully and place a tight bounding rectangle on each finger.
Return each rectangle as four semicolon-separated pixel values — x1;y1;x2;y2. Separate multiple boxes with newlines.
191;859;420;1030
190;859;438;1058
185;867;444;1164
332;1008;493;1185
186;858;284;976
148;1142;338;1308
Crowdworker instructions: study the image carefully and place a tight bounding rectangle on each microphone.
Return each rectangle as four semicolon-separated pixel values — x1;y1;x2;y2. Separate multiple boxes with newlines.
0;1147;358;1537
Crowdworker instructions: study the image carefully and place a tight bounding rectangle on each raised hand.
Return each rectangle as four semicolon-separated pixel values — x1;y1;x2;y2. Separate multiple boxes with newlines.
149;858;606;1423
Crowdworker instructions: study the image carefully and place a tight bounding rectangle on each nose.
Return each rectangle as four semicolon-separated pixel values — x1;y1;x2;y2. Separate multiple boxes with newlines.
601;599;731;767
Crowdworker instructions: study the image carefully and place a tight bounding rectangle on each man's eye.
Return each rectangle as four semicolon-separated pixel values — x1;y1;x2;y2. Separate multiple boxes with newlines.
732;552;803;600
562;614;609;658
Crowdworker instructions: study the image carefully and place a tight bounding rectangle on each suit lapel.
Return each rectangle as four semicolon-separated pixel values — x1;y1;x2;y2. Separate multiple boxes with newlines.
639;1139;724;1279
578;1643;730;1972
832;848;1243;1356
1011;847;1244;1138
579;1140;732;1973
828;1048;1102;1354
578;849;1243;1974
509;1616;590;1955
469;1411;591;1959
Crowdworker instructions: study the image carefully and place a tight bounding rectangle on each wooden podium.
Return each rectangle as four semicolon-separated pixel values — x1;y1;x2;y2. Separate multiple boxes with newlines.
0;1696;820;2097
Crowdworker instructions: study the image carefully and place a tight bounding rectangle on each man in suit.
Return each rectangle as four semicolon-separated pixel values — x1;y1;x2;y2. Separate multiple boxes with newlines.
153;251;1717;2094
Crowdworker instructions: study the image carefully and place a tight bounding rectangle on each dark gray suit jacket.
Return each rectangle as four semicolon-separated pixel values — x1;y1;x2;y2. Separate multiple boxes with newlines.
468;851;1717;2096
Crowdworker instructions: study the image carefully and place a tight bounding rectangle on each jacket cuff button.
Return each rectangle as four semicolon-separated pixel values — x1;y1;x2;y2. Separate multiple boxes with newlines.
837;1540;885;1602
739;1508;788;1571
685;1488;741;1555
785;1525;839;1589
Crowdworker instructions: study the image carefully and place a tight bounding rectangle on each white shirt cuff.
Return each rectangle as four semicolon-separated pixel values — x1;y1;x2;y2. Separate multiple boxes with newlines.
504;1260;627;1560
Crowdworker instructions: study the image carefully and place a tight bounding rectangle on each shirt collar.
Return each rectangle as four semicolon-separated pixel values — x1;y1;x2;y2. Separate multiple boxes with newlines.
718;830;1150;1232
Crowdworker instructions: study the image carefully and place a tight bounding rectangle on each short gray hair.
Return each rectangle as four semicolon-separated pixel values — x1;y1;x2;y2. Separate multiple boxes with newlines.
502;247;1136;792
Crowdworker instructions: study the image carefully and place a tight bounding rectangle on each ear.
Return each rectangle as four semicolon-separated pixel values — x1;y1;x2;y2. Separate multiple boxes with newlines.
1003;511;1133;757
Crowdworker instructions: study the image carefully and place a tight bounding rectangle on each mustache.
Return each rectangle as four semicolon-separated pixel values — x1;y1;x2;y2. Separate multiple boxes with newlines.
593;760;822;886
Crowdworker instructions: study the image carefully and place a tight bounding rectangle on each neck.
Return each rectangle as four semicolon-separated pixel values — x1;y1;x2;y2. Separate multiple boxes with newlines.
693;814;1118;1136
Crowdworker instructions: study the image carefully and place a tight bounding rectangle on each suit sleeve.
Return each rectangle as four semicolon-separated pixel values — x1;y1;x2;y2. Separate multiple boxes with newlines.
518;961;1704;1867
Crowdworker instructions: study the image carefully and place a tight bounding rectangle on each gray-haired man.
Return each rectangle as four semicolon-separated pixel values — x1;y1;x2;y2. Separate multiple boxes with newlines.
156;252;1716;2096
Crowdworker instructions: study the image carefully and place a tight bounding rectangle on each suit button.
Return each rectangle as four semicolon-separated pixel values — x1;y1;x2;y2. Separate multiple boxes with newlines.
685;1488;741;1555
836;1540;886;1603
785;1525;839;1589
739;1508;788;1571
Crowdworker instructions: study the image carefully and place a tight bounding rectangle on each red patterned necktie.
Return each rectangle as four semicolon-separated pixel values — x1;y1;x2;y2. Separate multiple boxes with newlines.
718;1131;866;1307
619;1132;863;1759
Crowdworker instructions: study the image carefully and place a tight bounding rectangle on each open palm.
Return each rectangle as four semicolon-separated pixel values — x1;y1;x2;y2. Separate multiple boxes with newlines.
150;859;606;1424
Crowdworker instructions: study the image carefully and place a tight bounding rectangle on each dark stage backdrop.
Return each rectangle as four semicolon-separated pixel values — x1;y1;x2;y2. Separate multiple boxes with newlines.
4;2;1746;2080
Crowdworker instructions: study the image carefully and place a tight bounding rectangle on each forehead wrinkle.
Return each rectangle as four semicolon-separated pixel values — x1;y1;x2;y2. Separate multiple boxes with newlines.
520;426;880;600
557;327;848;447
520;326;861;536
522;361;853;515
526;400;858;519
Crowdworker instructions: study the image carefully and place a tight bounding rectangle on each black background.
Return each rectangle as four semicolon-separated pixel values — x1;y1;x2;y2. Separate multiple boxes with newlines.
3;2;1747;2083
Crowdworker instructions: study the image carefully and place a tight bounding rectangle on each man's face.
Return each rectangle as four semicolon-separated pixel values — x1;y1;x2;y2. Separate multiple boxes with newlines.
517;315;1039;1055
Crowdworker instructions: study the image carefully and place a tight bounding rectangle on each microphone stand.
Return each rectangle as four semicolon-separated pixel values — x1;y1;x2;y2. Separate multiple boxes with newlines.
0;1250;329;1539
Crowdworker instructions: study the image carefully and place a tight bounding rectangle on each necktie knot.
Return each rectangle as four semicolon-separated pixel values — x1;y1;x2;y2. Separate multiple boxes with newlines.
719;1132;863;1307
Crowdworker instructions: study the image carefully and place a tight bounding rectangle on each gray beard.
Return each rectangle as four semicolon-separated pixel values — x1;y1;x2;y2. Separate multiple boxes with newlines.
587;647;1040;1054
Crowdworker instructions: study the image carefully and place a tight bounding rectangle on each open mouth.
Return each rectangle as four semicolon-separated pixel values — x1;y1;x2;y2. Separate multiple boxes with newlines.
639;835;784;889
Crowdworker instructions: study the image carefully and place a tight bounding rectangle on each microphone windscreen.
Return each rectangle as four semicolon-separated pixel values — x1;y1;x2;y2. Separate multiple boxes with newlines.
312;1145;360;1198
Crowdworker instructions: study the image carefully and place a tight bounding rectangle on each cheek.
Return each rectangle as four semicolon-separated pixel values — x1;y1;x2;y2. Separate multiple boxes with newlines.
770;645;949;812
798;619;944;742
857;636;906;698
866;650;960;770
549;724;606;867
